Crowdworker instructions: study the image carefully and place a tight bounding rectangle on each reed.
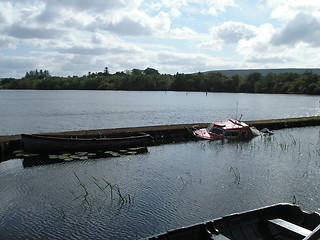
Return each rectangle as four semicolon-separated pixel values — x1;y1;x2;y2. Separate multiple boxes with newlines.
71;172;134;214
292;195;300;205
178;176;192;189
51;205;65;220
73;172;92;213
230;167;241;185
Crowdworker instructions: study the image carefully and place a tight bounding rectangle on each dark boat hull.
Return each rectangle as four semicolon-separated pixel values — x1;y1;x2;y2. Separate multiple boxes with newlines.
21;132;151;152
148;204;320;240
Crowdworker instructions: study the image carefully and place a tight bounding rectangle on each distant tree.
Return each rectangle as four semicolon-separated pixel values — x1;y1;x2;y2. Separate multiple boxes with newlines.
131;69;143;76
1;67;320;94
103;67;110;76
114;71;126;76
24;69;50;79
143;67;160;75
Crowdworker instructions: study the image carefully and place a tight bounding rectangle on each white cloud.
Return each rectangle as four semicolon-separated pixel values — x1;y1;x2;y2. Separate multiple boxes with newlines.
269;0;320;20
271;13;320;47
235;21;320;69
197;40;223;51
156;51;230;73
237;24;279;61
0;36;18;49
211;22;257;44
145;0;238;17
258;0;284;9
0;54;38;77
43;0;130;13
100;11;171;36
202;0;238;15
7;24;66;40
170;27;199;39
1;0;320;78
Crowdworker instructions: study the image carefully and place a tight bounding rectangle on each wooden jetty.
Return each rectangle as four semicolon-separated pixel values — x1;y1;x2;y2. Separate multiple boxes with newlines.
1;116;320;160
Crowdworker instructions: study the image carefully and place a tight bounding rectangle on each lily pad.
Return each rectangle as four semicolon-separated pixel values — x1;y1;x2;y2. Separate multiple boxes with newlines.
23;153;40;157
15;153;26;157
13;150;24;154
127;151;137;155
111;152;121;157
75;152;88;155
104;151;114;154
128;147;148;153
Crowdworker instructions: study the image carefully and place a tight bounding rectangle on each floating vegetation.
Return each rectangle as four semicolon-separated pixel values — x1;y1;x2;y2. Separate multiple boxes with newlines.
127;151;137;155
15;153;40;158
111;152;121;157
104;151;114;154
75;152;88;156
14;146;148;166
12;150;24;155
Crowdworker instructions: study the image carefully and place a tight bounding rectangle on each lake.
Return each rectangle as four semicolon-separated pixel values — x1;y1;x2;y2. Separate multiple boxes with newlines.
0;90;319;135
0;90;320;239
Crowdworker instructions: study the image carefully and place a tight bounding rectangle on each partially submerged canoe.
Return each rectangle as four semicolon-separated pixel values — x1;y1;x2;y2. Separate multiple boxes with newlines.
21;132;151;152
148;204;320;240
193;119;260;140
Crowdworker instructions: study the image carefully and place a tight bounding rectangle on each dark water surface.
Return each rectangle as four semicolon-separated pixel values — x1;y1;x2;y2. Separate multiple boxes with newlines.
0;90;320;239
1;127;320;239
0;90;319;135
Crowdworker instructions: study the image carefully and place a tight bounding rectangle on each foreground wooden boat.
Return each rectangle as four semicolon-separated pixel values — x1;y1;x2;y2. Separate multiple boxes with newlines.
193;119;260;140
148;204;320;240
21;132;151;152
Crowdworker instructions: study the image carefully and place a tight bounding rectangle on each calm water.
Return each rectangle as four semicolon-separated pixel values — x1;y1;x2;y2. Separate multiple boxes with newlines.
0;90;320;239
0;90;319;135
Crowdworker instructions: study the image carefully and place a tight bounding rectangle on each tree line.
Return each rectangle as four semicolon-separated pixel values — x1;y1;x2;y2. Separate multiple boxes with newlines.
1;68;320;95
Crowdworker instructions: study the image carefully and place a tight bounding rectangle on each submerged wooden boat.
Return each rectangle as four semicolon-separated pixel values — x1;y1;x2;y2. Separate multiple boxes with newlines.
193;119;260;140
21;132;151;152
148;204;320;240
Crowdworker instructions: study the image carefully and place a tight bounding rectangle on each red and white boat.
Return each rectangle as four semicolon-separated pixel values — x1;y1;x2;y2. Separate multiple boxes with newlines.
193;119;260;140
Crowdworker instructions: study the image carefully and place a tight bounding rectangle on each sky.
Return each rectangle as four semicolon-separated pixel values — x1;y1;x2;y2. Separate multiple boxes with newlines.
1;0;320;78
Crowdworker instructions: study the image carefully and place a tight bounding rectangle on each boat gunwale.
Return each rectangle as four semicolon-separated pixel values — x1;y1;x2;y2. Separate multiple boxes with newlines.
21;132;151;142
146;203;320;240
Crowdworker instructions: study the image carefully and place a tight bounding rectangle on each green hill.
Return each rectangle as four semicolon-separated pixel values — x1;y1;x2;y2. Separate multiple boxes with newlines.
205;68;320;77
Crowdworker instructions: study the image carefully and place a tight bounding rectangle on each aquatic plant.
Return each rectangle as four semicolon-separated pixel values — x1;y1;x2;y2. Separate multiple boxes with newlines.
178;176;192;189
230;167;241;185
73;172;92;213
71;171;133;215
51;205;65;220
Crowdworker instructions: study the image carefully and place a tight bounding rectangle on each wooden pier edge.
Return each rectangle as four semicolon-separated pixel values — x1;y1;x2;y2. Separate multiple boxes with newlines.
1;116;320;160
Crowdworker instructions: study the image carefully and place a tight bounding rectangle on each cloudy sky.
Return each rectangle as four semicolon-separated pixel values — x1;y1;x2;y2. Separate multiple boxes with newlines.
1;0;320;78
